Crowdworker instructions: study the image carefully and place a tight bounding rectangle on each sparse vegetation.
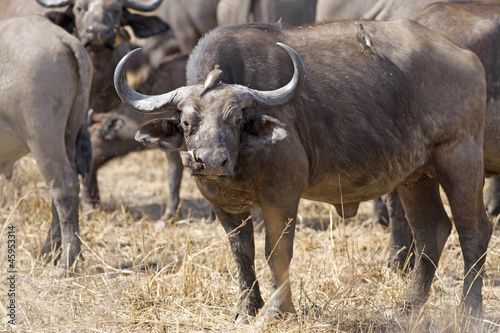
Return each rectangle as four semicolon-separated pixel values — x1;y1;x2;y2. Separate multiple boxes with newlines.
1;149;499;332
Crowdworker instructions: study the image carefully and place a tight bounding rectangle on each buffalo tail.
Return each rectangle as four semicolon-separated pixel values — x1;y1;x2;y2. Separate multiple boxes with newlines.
75;125;92;180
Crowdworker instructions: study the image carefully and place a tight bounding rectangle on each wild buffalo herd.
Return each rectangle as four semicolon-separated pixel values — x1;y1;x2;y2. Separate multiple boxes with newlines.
1;0;499;324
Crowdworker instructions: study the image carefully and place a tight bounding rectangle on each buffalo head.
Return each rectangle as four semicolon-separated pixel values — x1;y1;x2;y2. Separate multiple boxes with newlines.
37;0;168;52
114;43;305;178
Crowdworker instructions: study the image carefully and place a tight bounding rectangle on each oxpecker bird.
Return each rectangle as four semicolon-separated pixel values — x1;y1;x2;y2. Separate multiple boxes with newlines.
355;22;379;63
200;64;224;96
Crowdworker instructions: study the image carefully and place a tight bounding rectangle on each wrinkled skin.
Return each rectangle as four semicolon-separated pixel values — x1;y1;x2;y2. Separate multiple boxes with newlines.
0;15;93;277
381;3;500;271
116;21;491;320
84;54;188;219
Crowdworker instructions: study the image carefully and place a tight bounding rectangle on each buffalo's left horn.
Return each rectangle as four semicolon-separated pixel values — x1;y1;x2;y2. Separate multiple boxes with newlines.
114;48;191;114
36;0;73;8
123;0;163;12
236;42;306;109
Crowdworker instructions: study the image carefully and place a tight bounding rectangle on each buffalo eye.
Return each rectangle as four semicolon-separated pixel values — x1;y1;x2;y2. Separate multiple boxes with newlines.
182;120;190;128
235;118;242;126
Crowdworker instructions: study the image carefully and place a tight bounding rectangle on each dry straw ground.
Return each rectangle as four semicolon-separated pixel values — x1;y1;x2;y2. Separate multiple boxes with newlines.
1;149;499;332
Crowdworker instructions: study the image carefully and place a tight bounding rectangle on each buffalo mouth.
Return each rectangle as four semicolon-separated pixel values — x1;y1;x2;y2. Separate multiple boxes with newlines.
180;150;234;178
191;170;233;178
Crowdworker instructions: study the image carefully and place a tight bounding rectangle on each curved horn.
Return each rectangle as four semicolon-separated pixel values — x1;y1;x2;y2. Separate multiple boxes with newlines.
123;0;163;12
236;42;306;110
36;0;73;8
114;48;191;114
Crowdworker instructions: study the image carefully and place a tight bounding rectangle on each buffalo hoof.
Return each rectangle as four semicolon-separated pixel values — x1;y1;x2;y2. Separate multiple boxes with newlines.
81;199;99;212
40;246;60;265
388;248;415;274
234;313;251;325
54;266;69;279
255;308;294;326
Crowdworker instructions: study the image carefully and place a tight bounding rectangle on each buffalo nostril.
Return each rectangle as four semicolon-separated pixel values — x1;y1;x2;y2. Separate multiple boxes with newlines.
220;159;228;168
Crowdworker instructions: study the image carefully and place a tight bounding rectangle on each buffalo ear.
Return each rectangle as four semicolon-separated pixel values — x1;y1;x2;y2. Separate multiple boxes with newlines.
135;118;183;149
45;7;75;34
241;115;287;149
122;9;170;38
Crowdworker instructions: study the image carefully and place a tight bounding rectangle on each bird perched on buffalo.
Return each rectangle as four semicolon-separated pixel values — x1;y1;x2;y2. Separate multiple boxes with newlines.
355;22;379;63
200;64;224;96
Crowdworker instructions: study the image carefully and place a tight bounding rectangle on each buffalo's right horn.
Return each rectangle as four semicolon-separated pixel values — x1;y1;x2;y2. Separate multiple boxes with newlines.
36;0;73;7
114;48;191;114
123;0;163;12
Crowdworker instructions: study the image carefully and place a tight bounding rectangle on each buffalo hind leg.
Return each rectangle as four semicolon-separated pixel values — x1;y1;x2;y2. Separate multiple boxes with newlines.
81;157;105;207
40;202;62;263
396;175;452;310
213;206;264;323
372;196;389;226
30;145;81;278
386;189;415;272
435;146;492;316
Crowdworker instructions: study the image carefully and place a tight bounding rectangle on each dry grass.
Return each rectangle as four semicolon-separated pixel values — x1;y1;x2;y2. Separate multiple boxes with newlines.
1;149;499;332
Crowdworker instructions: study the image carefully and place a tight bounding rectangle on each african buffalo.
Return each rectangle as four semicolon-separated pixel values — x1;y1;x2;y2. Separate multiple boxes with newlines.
384;3;500;270
0;15;92;277
86;54;188;218
30;0;169;113
115;21;491;320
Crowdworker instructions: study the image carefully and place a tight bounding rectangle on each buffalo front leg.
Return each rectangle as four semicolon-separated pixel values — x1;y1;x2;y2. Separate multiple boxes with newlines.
164;150;183;219
259;197;299;320
396;176;452;311
213;206;264;323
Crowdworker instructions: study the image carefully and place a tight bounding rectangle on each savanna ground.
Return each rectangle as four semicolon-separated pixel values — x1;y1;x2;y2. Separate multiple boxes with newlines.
1;149;499;332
